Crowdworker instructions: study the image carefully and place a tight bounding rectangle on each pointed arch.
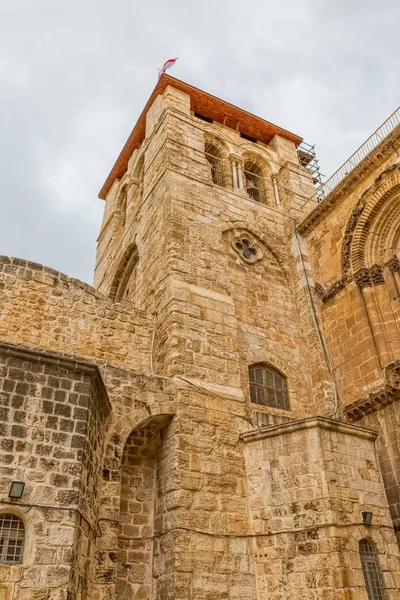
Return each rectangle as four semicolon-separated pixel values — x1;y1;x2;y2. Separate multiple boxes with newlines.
242;153;272;204
110;243;138;301
204;135;229;187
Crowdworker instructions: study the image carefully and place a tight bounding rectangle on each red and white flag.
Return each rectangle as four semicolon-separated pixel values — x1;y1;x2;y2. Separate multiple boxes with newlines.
157;57;178;79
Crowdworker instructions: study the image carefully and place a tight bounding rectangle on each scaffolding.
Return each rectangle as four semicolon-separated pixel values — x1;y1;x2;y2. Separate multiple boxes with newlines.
297;141;325;201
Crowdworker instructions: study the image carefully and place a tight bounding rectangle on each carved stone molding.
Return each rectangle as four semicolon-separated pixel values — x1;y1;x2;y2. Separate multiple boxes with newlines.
341;201;366;278
344;361;400;421
315;278;349;302
386;255;400;274
353;264;385;289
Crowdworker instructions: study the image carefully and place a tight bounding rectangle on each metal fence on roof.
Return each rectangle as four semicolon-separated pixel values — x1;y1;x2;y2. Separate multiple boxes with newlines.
316;106;400;201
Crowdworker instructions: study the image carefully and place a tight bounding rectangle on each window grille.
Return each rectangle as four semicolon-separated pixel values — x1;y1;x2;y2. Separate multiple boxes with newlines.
249;364;289;410
359;539;387;600
205;141;224;187
244;160;266;204
0;514;25;565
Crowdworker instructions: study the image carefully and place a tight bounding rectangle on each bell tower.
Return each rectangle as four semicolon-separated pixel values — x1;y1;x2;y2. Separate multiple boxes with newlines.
94;75;331;416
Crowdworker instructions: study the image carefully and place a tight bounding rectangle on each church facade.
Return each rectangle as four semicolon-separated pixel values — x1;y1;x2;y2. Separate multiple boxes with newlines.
1;75;400;599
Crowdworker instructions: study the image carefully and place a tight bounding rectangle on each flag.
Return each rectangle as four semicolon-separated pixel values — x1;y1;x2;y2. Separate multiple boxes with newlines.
157;58;178;79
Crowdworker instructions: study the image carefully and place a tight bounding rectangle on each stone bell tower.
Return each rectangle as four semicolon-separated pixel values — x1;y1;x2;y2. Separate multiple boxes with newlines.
90;76;400;598
94;76;331;413
2;75;400;600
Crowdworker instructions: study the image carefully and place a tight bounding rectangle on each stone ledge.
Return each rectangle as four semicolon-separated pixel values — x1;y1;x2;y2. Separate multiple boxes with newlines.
298;127;400;234
241;415;378;443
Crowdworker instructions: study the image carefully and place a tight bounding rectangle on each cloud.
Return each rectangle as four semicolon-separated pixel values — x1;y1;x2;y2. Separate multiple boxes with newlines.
1;0;399;283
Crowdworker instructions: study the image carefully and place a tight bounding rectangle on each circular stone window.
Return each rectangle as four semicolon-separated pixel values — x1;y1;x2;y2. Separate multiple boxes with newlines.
232;235;262;264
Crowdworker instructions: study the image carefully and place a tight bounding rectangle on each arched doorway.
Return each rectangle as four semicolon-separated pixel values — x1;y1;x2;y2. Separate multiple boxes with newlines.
115;418;170;600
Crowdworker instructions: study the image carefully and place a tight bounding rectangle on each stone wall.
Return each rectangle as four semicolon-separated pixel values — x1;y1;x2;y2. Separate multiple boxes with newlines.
300;135;400;405
242;417;400;599
0;257;151;372
0;343;110;600
94;84;331;418
349;399;400;546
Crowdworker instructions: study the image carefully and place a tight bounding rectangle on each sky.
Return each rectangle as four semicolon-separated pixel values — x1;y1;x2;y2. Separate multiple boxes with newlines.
1;0;399;284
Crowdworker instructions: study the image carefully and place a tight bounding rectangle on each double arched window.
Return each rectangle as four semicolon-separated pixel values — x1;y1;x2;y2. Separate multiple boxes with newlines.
0;514;25;564
359;539;387;599
248;364;289;410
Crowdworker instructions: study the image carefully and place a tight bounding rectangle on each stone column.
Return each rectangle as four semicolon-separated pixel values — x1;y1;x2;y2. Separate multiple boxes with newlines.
354;266;392;367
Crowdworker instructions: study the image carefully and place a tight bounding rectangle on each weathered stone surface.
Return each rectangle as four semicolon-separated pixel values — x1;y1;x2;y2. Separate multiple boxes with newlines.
1;77;400;600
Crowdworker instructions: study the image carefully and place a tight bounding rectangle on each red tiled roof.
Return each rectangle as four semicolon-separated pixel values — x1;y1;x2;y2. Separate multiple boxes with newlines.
99;75;303;199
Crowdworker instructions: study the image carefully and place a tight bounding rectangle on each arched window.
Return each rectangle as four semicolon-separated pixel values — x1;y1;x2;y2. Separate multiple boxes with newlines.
359;539;387;600
205;140;224;187
0;514;25;564
110;244;138;302
244;158;265;203
248;364;289;410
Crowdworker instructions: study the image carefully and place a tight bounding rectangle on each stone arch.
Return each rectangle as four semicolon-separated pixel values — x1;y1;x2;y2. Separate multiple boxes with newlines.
93;409;175;600
201;123;236;156
204;134;230;188
248;361;290;410
132;153;145;180
243;350;301;411
115;416;172;600
242;152;273;205
0;506;35;566
238;143;274;170
345;165;400;273
110;243;139;302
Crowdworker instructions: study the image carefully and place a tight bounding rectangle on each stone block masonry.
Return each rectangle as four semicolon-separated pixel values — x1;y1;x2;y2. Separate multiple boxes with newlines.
0;257;151;373
242;417;400;599
0;343;111;600
2;75;400;599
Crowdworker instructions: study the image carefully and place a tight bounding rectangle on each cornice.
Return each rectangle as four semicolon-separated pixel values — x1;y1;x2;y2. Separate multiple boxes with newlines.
240;415;377;443
344;360;400;421
298;127;400;235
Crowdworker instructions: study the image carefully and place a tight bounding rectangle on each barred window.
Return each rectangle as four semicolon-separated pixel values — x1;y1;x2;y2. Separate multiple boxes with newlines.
249;364;289;410
244;159;265;203
0;514;25;564
359;539;387;600
205;140;225;187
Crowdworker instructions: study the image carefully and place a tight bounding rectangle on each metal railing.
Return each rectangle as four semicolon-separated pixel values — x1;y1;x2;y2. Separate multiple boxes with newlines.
316;106;400;201
244;170;267;204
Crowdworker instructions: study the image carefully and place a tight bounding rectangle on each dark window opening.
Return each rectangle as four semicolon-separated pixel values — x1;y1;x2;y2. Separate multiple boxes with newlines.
244;159;265;203
205;140;224;187
194;112;213;123
235;239;257;261
359;539;387;600
0;514;25;565
248;364;289;410
240;132;258;143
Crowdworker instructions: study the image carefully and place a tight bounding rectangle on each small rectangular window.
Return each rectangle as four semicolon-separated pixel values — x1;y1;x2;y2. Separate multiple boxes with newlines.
194;112;213;123
240;132;258;143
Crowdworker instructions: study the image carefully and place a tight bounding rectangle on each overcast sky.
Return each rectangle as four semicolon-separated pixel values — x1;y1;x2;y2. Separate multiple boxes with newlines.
1;0;399;284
